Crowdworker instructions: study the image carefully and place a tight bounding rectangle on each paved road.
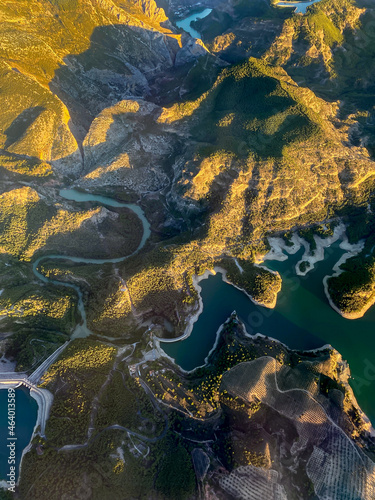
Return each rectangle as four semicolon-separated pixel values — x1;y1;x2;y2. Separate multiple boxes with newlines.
28;341;69;384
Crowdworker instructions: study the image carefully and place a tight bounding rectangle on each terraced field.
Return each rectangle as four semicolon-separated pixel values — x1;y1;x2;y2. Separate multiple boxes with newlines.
222;357;375;499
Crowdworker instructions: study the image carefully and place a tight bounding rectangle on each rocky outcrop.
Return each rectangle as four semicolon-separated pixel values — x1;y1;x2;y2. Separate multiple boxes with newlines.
0;0;208;183
175;37;210;65
133;0;169;23
78;99;179;193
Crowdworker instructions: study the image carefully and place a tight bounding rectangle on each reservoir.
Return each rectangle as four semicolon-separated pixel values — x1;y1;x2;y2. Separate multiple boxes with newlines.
33;187;375;422
276;0;321;13
176;8;212;39
161;242;375;422
0;386;38;482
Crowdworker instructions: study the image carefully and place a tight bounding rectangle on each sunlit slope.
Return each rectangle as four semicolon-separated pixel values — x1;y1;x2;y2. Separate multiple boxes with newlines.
327;253;375;319
277;0;375;157
221;356;375;498
207;0;375;154
0;186;143;261
200;0;368;86
17;55;374;336
0;0;187;180
160;58;375;257
78;99;176;192
75;56;375;245
264;0;373;95
199;0;375;153
64;57;375;336
0;0;179;88
0;184;143;353
0;61;81;178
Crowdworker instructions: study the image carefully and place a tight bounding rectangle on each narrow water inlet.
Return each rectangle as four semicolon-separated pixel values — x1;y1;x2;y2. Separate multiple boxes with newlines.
32;188;151;339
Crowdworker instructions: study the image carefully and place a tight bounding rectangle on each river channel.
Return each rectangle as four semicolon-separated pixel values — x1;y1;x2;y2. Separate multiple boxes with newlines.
32;189;375;421
0;189;151;483
32;189;151;339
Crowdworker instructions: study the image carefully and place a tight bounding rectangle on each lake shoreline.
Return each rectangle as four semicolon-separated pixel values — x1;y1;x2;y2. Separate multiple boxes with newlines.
322;238;372;320
158;224;359;353
263;223;348;276
0;384;46;489
264;223;369;319
176;8;212;39
158;312;374;435
156;315;229;375
157;265;277;347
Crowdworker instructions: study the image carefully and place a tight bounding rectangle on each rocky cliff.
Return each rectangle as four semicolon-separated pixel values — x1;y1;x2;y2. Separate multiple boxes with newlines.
0;0;211;182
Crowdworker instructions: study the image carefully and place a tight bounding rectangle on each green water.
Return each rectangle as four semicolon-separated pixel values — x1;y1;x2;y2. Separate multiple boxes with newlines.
0;387;38;482
32;188;152;339
162;242;375;422
277;0;321;13
59;189;151;248
176;8;212;39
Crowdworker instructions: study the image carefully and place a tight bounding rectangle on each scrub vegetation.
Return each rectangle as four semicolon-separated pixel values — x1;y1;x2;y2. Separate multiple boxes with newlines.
0;187;143;261
95;367;165;435
40;339;117;445
328;254;375;318
3;0;375;497
19;428;196;500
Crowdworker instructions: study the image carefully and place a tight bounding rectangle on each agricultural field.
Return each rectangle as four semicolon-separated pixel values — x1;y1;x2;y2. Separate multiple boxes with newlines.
139;316;375;497
1;0;375;498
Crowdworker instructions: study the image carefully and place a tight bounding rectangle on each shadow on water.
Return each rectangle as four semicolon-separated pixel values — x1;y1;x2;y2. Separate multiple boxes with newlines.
162;241;375;422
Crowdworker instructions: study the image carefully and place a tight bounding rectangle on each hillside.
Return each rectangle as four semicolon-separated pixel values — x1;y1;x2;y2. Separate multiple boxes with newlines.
2;48;375;340
0;0;374;353
19;316;375;499
0;0;211;182
1;1;375;498
165;57;374;255
36;55;374;339
195;0;375;155
164;0;375;322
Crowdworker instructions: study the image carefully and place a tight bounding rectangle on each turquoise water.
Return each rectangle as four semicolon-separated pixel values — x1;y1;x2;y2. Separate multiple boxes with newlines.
277;0;321;13
59;189;151;249
0;387;38;482
176;8;212;39
162;242;375;422
32;187;375;421
32;188;152;339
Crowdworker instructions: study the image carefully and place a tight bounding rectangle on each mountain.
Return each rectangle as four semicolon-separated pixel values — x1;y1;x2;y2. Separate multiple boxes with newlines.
0;1;375;499
1;0;375;357
176;0;375;320
195;0;375;151
0;0;211;180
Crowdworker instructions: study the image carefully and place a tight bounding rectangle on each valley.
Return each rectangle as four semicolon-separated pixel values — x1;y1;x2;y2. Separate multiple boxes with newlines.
0;0;375;498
